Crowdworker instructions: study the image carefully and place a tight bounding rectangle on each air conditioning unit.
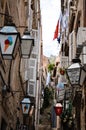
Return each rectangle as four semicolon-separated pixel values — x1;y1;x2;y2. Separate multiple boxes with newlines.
77;27;86;46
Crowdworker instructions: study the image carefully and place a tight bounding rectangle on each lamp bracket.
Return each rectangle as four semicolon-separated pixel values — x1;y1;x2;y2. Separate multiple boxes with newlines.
0;12;12;18
72;58;81;63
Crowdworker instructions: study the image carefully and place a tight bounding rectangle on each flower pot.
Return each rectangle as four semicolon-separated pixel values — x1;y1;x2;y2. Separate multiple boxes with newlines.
60;70;65;75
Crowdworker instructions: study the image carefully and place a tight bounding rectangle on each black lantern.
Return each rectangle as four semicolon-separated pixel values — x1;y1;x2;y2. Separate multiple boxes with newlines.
21;97;31;115
54;103;63;116
66;59;86;86
21;30;34;58
0;24;20;59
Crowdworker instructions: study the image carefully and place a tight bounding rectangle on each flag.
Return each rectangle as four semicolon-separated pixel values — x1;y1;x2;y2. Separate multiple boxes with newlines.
53;11;62;41
57;35;61;44
53;20;59;40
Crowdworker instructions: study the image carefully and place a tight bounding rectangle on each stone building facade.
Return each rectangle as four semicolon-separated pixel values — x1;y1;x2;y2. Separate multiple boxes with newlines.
60;0;86;130
0;1;26;130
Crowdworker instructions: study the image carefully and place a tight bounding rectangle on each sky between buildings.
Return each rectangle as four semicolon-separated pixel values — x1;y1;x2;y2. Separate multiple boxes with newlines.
40;0;61;57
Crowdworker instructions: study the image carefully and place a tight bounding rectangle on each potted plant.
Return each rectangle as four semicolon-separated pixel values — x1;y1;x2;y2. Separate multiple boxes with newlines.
59;67;65;75
48;63;55;73
60;110;74;130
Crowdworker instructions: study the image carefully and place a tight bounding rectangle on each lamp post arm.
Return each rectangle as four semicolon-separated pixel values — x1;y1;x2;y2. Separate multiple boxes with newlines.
18;55;26;96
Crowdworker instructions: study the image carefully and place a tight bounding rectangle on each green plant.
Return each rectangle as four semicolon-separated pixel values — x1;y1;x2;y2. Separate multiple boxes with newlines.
60;109;74;128
48;63;55;73
43;87;54;108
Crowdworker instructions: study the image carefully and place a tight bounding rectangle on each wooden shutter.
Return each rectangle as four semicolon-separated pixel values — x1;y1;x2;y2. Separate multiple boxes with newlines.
31;30;38;56
27;81;36;97
82;46;86;64
28;58;37;82
61;56;68;68
69;31;76;64
24;70;28;81
20;59;29;82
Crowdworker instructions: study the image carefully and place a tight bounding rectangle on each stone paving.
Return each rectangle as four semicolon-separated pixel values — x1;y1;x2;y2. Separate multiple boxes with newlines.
38;124;51;130
38;107;52;130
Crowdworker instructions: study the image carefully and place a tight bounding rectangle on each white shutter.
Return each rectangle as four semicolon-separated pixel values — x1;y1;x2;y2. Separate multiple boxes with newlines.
58;89;65;101
24;70;28;81
28;58;37;82
82;46;86;64
61;56;68;68
69;32;73;62
31;30;38;55
69;31;76;63
20;59;29;82
27;81;36;97
20;58;28;72
77;27;86;46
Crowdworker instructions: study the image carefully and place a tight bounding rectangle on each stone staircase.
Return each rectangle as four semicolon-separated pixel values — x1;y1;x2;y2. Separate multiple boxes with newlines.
38;107;52;130
38;124;51;130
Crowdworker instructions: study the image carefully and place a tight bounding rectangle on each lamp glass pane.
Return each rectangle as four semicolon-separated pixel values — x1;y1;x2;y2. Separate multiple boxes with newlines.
67;68;80;85
21;40;32;56
21;98;31;114
22;103;30;114
0;34;17;54
80;69;86;86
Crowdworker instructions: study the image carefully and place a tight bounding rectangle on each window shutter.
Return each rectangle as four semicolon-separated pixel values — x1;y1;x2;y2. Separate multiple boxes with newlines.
82;46;86;64
28;58;37;82
27;81;36;97
20;59;29;82
69;31;76;63
69;32;73;62
20;59;28;71
61;56;68;67
31;30;38;56
24;70;28;81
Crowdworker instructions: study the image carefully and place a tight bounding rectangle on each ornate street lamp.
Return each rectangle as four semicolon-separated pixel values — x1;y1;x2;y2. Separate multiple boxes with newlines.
21;30;34;58
0;24;21;59
54;103;63;116
66;58;86;86
21;97;31;115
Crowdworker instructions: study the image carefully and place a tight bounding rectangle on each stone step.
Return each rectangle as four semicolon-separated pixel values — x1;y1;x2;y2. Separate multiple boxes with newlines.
38;125;51;130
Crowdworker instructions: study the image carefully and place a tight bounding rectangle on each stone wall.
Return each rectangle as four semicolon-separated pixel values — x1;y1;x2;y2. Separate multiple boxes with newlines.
0;0;27;130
